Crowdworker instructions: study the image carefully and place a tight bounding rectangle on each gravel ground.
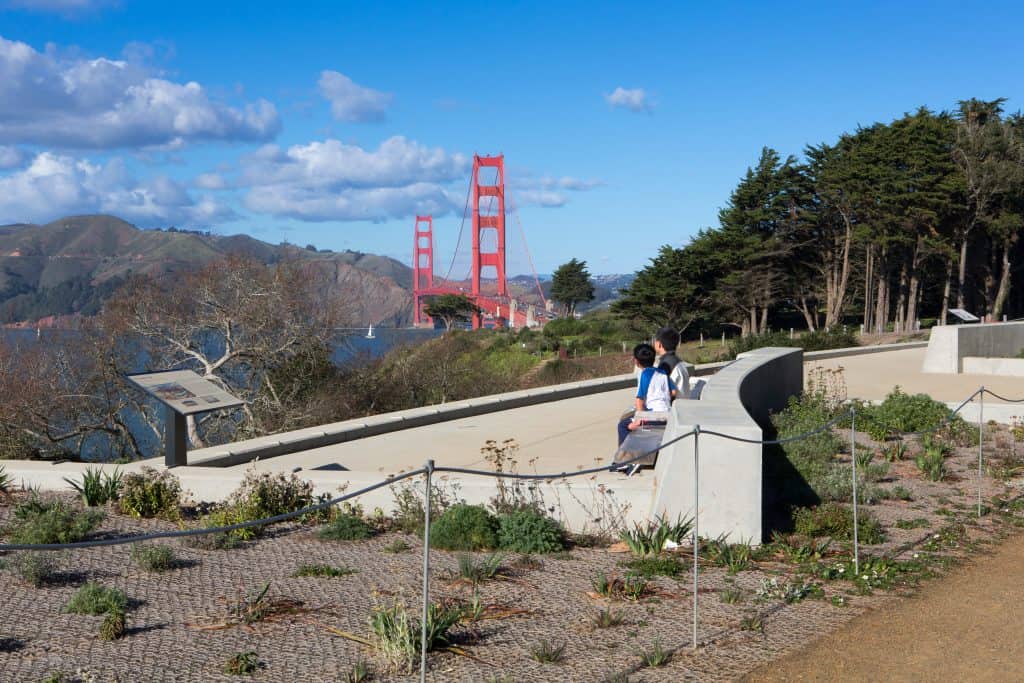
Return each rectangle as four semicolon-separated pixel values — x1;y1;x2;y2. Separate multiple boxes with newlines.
1;421;1023;683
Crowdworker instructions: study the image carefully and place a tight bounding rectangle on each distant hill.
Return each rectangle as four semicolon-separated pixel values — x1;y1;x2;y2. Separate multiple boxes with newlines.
0;215;414;326
508;272;635;313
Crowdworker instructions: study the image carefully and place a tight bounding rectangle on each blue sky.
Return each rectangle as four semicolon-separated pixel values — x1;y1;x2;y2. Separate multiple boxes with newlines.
0;0;1021;274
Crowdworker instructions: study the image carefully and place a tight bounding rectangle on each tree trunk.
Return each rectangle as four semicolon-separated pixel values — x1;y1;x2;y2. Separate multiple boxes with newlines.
863;245;874;333
759;306;769;335
992;234;1017;320
826;213;854;328
957;235;969;309
797;295;816;332
940;258;953;326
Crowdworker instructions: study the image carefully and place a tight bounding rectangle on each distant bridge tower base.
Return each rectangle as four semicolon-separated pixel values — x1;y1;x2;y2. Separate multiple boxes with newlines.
412;215;434;327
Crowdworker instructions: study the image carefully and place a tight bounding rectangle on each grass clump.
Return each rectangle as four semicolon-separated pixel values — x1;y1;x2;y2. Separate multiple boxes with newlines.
720;586;745;604
497;509;565;553
224;651;263;676
7;552;59;587
99;608;126;641
318;513;375;541
130;544;177;572
0;464;10;497
592;608;625;628
705;537;754;574
345;660;371;682
591;573;651;601
895;517;930;530
64;582;127;615
456;552;505;584
369;601;461;673
793;502;885;544
430;504;498;551
64;467;122;507
6;495;103;545
528;639;566;664
915;436;949;481
639;640;671;667
619;514;692;557
119;467;181;519
293;564;356;578
382;539;412;553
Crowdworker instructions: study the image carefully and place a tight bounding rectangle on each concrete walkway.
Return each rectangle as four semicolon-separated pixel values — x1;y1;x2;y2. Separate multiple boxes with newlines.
805;346;1023;404
247;386;637;474
743;532;1024;682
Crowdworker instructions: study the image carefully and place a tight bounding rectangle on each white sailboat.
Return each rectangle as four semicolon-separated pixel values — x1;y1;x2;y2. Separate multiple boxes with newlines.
365;324;375;339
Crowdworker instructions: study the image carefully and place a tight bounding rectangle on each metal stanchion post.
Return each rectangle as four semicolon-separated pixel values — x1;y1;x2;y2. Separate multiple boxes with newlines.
978;389;985;518
851;406;859;575
420;460;434;682
692;426;700;650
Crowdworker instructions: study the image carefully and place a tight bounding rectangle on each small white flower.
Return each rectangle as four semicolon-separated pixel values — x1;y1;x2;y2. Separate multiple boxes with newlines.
933;534;940;539
913;553;920;559
861;575;869;580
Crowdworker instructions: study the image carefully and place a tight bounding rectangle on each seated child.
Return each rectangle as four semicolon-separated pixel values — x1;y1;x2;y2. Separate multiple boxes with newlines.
617;342;677;446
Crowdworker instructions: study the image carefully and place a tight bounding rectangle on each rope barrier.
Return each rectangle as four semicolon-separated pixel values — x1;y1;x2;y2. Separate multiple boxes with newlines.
0;385;1012;554
981;388;1024;404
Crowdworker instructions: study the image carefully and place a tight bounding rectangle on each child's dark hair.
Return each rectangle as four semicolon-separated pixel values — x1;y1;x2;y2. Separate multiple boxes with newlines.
655;327;680;352
633;343;656;368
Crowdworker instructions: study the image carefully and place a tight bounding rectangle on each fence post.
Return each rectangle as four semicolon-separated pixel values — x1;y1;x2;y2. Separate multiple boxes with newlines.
692;426;700;650
850;406;859;575
420;460;434;682
978;389;985;518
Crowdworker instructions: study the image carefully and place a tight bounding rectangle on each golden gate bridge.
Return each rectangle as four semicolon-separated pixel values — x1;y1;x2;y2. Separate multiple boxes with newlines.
412;154;552;329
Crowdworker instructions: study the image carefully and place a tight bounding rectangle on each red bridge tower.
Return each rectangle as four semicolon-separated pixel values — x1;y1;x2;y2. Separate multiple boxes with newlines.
412;215;434;326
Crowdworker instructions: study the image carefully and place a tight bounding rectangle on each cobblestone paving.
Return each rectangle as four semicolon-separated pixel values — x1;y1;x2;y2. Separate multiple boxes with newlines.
1;423;1022;682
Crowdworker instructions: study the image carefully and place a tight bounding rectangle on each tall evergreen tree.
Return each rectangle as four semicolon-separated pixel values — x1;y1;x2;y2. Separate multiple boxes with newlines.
550;258;595;317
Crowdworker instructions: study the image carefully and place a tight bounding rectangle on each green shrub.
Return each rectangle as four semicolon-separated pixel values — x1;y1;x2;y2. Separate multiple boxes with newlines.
130;544;177;572
64;467;122;507
430;504;498;551
6;496;103;545
793;503;885;544
863;387;974;445
64;582;127;615
318;513;375;541
194;470;315;544
497;510;565;553
621;556;684;577
728;327;857;358
119;467;181;519
772;392;845;502
7;552;59;587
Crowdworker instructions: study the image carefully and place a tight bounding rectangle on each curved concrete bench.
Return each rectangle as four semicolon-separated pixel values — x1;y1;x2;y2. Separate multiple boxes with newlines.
651;347;803;544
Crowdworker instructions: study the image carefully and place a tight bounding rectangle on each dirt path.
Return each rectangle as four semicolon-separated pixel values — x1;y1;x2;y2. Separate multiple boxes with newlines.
743;532;1024;682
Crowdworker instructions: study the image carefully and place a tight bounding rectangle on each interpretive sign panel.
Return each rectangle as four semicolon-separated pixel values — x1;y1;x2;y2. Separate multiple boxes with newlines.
949;308;980;323
127;370;244;415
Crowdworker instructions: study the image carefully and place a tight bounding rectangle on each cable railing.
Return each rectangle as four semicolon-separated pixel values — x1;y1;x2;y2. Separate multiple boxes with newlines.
0;385;1020;682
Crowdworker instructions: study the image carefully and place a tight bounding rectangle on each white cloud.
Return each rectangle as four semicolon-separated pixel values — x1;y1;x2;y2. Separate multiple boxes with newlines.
510;174;603;208
194;172;228;190
241;135;468;222
1;0;117;14
0;35;280;148
0;152;235;226
317;70;392;123
605;86;652;113
0;145;24;168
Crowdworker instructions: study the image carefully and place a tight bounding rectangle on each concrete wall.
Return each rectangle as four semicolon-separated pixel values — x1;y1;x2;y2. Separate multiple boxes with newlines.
923;322;1024;374
962;357;1024;377
650;347;803;544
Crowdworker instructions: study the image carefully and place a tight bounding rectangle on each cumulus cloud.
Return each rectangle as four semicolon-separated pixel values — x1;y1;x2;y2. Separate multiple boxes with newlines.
604;86;652;113
0;152;235;225
318;70;392;123
0;145;24;168
0;35;280;148
511;174;603;208
241;135;468;222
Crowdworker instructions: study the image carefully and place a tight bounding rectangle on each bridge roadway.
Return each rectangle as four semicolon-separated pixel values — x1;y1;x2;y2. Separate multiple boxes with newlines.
235;345;1019;477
